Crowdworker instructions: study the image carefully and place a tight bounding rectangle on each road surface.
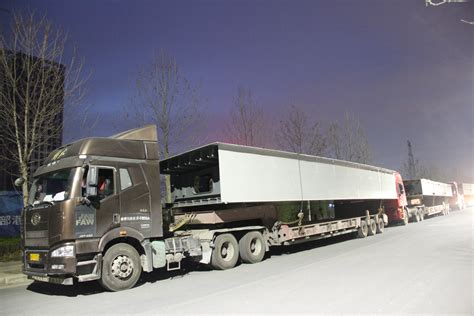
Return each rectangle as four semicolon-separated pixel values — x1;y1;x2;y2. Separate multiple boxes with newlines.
1;208;472;314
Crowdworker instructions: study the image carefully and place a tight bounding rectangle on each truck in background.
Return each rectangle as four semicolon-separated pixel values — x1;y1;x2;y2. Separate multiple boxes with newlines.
460;183;474;207
20;125;404;291
402;179;452;222
384;172;409;225
449;182;465;210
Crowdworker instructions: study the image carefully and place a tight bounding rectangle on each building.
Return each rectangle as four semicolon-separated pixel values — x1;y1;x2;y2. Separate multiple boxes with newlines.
0;50;64;191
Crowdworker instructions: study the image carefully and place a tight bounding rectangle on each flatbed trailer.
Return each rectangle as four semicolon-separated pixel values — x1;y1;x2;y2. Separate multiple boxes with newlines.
161;143;398;269
402;179;452;222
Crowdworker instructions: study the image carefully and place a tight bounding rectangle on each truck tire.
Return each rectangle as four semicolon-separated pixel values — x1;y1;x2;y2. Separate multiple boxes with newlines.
211;233;239;270
99;243;142;292
375;217;384;234
402;208;409;225
414;210;421;222
357;220;368;238
419;208;425;221
367;219;377;236
239;231;265;264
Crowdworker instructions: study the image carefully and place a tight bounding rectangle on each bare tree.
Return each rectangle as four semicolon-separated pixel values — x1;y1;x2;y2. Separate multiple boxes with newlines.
277;105;326;155
225;86;269;147
124;50;204;202
326;111;373;164
0;12;87;204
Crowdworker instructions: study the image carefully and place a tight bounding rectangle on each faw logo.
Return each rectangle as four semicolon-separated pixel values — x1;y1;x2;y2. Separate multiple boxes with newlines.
76;214;95;226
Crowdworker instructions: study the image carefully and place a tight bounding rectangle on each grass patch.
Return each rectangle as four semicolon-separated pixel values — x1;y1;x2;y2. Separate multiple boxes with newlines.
0;237;22;262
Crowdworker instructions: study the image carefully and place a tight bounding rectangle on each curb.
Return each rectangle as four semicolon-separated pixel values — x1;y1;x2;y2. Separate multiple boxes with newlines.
0;261;32;289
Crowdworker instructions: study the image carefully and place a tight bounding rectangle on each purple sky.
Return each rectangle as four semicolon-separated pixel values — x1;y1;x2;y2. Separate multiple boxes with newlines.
3;0;473;181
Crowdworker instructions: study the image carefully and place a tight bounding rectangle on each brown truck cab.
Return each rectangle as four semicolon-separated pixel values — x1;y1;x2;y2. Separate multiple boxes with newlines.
22;125;170;291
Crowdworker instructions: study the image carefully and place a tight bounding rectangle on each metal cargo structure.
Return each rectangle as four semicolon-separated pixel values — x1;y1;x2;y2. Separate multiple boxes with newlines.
160;143;398;207
403;179;453;198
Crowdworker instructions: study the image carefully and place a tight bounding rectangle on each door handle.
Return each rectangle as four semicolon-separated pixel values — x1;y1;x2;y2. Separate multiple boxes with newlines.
113;213;120;225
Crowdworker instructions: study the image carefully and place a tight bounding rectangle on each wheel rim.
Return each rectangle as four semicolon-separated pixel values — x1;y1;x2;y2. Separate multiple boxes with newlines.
220;241;235;262
111;255;134;280
250;237;262;255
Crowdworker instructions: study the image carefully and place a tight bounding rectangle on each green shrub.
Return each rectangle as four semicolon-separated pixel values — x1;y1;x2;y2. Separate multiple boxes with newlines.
0;237;21;261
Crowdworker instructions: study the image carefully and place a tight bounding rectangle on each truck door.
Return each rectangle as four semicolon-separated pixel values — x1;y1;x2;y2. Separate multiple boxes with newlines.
117;166;152;236
94;167;120;236
76;166;120;238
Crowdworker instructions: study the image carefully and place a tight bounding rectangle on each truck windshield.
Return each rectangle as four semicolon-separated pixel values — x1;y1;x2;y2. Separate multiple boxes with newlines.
28;168;76;206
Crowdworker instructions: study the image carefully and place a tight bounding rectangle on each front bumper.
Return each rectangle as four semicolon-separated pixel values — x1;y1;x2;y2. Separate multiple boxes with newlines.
386;207;404;222
23;243;102;284
23;244;77;275
25;271;74;285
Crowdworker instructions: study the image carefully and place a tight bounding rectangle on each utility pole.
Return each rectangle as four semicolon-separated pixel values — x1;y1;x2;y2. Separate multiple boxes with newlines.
407;140;416;179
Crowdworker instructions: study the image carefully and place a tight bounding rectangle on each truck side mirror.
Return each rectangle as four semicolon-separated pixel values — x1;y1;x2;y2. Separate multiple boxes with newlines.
14;177;25;187
86;186;97;197
398;184;404;195
87;167;98;186
86;167;98;197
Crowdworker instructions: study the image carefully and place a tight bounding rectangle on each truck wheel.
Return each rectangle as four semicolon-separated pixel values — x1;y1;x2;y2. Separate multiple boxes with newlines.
367;219;377;236
414;210;420;222
375;217;384;234
239;231;265;264
357;220;368;238
100;243;142;292
211;233;239;270
402;209;409;225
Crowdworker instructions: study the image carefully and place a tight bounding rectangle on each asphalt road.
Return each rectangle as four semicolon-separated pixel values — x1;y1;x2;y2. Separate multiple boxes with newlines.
1;208;472;315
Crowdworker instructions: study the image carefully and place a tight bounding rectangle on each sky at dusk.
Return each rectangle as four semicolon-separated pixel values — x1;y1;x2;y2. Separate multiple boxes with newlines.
2;0;473;181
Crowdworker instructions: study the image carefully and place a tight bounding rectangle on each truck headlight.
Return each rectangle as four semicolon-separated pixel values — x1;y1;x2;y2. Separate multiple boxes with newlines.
51;245;74;257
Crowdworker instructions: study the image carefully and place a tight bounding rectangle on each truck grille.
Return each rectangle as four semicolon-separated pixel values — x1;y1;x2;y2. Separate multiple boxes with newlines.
25;230;49;247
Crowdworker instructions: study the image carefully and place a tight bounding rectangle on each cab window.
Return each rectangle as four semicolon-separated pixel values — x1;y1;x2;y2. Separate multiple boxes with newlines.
119;168;133;191
98;168;114;199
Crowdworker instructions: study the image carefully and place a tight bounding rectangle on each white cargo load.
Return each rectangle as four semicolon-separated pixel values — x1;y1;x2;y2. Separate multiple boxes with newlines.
403;179;453;197
161;143;398;206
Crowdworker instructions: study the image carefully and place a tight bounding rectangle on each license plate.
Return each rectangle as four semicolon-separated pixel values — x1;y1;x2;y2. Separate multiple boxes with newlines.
31;275;49;282
29;253;40;262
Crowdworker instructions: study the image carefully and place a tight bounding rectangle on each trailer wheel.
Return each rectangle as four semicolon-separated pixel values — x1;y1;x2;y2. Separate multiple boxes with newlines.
357;220;368;238
375;217;384;234
402;208;409;225
367;219;377;236
99;243;142;292
239;231;265;264
211;233;239;270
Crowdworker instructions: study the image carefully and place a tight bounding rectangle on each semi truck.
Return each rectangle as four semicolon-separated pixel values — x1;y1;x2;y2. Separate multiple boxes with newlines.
21;125;403;291
460;183;474;207
449;182;465;210
398;179;452;223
